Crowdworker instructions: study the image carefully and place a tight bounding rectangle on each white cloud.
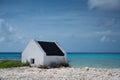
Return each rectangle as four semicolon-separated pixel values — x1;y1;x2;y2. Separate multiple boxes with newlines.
100;36;108;42
88;30;117;43
104;19;116;27
95;30;116;42
0;19;24;43
0;19;11;42
100;35;116;43
96;30;111;35
0;37;5;42
88;0;120;11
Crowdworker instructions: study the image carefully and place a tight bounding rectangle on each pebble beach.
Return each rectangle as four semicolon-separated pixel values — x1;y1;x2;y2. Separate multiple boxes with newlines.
0;67;120;80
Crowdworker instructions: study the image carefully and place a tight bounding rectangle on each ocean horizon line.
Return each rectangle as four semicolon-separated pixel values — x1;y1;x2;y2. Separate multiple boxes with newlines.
67;52;120;54
0;52;120;54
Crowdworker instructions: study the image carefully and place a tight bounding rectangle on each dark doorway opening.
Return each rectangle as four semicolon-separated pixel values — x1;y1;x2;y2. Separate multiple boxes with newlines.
30;58;35;64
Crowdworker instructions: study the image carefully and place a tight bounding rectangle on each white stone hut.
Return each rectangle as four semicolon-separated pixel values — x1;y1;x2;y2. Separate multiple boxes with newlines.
22;39;67;67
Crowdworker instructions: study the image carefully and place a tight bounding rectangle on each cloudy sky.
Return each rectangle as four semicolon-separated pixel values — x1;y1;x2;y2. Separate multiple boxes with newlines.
0;0;120;52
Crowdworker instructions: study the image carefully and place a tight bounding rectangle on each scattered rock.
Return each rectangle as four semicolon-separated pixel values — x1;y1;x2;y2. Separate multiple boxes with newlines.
0;67;120;80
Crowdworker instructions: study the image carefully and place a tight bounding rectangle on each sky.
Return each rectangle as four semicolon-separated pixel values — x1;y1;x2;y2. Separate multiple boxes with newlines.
0;0;120;52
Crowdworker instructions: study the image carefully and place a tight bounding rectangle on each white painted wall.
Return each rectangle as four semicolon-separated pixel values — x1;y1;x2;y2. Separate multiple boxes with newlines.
22;39;45;66
44;56;66;66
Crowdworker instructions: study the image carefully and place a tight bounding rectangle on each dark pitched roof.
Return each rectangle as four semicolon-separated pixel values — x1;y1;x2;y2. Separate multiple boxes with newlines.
37;41;64;56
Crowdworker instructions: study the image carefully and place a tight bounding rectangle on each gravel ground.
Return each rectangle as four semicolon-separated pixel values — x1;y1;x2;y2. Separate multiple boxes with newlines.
0;67;120;80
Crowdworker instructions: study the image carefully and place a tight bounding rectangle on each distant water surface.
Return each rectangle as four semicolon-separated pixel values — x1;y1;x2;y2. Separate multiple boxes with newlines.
0;52;120;68
0;53;21;61
67;53;120;68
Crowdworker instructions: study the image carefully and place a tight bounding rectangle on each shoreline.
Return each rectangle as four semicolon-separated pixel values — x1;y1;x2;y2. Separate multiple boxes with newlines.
0;67;120;80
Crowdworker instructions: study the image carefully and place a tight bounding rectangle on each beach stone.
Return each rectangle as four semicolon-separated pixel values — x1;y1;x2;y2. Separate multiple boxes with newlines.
0;67;120;80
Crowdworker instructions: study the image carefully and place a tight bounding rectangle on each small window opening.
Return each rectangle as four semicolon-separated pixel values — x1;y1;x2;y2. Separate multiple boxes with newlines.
30;58;35;64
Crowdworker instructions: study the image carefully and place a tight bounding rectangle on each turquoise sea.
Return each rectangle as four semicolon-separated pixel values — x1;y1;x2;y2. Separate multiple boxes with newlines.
0;52;120;68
